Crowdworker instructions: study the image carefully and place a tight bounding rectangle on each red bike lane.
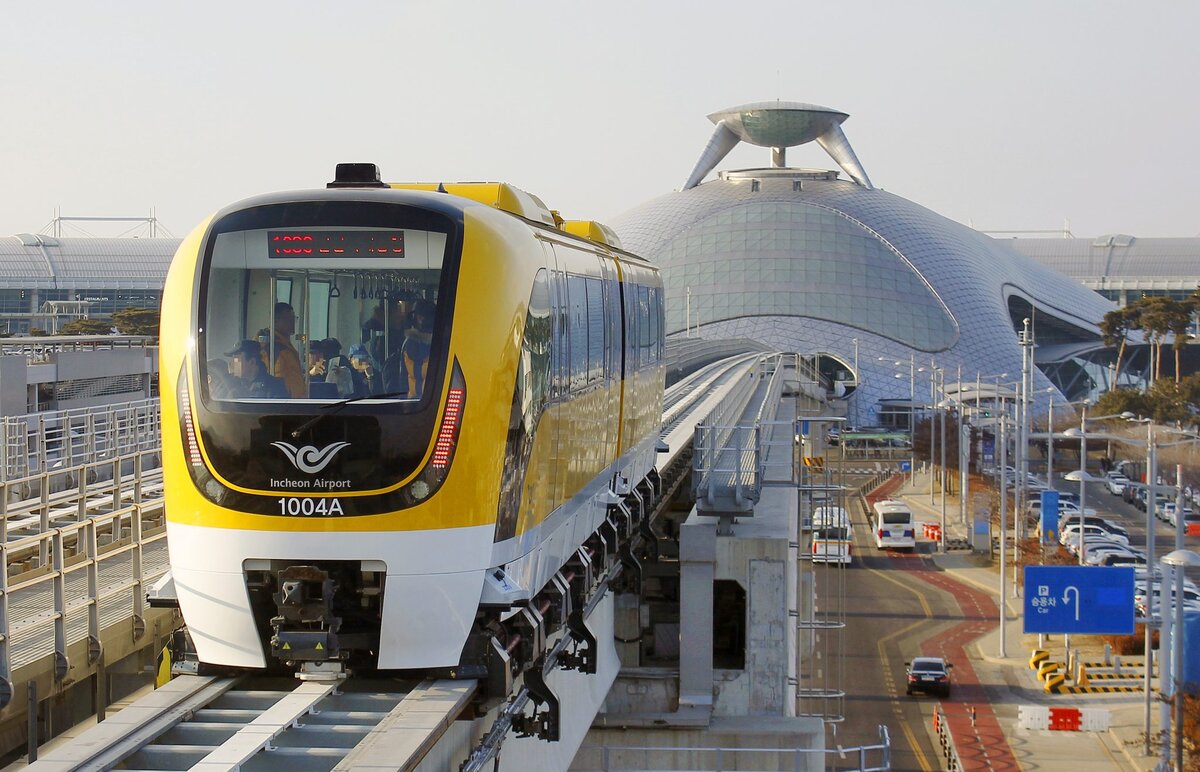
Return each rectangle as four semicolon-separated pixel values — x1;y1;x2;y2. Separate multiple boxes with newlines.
903;557;1021;771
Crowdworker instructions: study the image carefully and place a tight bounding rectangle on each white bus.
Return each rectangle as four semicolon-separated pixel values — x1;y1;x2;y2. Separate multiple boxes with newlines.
872;499;916;550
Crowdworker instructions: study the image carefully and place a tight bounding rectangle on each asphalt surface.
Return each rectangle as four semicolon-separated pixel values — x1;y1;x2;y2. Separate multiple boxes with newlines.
805;458;1188;770
810;472;1021;771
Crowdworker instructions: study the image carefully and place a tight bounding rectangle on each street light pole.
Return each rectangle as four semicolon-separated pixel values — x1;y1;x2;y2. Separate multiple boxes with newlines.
1078;403;1088;566
909;356;916;481
1020;318;1033;546
940;368;947;553
930;358;937;506
998;397;1008;658
852;337;859;430
1144;420;1157;758
1046;396;1054;486
958;364;967;526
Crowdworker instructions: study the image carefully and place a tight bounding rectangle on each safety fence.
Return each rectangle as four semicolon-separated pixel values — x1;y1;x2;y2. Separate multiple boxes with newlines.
578;724;891;771
0;400;168;711
1;399;160;482
931;705;963;772
692;356;781;514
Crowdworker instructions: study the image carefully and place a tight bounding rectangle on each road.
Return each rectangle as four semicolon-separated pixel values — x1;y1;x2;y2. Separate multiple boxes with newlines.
811;488;1018;771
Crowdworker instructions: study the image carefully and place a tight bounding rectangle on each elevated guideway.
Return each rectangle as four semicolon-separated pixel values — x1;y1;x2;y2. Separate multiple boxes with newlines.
3;355;829;770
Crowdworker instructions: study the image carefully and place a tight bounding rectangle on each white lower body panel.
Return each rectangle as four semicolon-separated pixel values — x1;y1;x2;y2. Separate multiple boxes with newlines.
166;521;495;670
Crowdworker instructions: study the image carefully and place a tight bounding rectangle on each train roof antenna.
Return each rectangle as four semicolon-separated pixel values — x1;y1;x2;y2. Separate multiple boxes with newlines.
328;163;388;189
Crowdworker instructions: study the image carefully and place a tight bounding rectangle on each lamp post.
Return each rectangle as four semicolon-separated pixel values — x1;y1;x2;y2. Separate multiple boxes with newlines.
997;395;1008;657
1161;550;1200;772
1101;417;1199;758
929;358;938;506
886;355;919;480
1129;432;1200;764
1078;402;1088;565
939;367;947;553
851;337;859;429
1046;396;1054;487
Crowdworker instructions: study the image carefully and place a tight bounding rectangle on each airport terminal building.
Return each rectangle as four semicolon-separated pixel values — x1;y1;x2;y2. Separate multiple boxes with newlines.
2;102;1197;420
611;101;1197;420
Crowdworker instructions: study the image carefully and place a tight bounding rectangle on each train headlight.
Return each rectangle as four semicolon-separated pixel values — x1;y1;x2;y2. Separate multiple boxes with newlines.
410;479;431;500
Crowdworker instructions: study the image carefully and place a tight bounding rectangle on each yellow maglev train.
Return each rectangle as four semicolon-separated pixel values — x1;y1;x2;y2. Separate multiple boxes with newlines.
160;164;664;677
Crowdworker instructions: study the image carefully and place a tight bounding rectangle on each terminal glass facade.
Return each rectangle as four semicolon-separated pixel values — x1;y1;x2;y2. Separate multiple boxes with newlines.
659;201;957;351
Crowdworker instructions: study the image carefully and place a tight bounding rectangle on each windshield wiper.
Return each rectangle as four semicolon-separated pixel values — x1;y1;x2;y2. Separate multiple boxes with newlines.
290;391;408;438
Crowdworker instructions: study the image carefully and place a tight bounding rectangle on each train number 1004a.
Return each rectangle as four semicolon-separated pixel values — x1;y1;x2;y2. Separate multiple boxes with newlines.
277;497;344;517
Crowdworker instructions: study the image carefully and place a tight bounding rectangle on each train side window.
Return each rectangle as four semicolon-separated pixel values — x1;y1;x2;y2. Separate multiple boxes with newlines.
649;285;661;363
585;277;604;384
567;274;588;392
522;270;551;415
625;280;639;372
604;262;621;381
638;285;651;368
547;269;563;398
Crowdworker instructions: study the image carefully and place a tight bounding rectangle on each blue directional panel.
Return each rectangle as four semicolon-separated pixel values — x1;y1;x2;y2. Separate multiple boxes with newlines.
1024;566;1135;635
1040;490;1060;544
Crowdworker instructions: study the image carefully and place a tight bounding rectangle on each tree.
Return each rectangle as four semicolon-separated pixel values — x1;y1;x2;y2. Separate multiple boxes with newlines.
911;412;976;477
111;307;159;337
1137;296;1177;384
1100;304;1141;389
1092;387;1150;422
59;318;114;335
1171;297;1197;385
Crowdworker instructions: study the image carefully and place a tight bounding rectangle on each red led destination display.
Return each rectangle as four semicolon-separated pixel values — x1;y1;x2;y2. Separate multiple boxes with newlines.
268;230;405;258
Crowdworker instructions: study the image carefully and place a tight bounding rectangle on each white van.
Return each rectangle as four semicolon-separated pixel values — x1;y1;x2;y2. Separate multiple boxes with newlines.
872;500;916;550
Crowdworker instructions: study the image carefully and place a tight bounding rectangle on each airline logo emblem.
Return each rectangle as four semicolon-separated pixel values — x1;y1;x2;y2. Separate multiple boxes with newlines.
271;441;351;474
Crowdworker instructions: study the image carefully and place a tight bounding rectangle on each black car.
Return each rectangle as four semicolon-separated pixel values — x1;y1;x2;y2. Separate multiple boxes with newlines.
906;656;953;697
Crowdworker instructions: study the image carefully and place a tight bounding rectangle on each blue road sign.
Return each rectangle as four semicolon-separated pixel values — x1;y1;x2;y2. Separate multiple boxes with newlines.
1040;490;1060;544
899;460;912;472
1024;566;1135;635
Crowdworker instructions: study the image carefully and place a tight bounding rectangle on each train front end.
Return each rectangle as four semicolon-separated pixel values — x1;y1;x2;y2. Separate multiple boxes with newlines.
160;183;518;675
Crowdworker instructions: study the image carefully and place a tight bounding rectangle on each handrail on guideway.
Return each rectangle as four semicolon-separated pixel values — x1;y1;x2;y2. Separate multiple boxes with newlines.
0;399;167;712
691;355;786;517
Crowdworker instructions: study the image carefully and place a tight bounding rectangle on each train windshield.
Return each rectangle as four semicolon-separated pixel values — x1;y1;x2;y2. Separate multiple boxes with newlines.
200;221;450;406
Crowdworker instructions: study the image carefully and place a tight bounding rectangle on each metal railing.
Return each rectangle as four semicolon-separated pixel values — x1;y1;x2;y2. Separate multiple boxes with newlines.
692;355;776;513
1;399;160;482
0;399;168;711
0;501;167;709
580;724;891;771
2;450;163;545
693;424;763;512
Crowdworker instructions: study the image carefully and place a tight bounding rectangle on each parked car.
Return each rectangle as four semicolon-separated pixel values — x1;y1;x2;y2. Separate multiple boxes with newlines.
1164;503;1196;527
1056;515;1128;539
905;657;953;697
1062;534;1129;558
1085;546;1145;566
1059;523;1129;546
1100;553;1147;567
1106;475;1129;495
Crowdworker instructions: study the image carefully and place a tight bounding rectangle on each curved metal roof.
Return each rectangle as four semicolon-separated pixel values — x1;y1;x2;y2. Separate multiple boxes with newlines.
1007;235;1200;289
612;165;1117;412
0;235;176;289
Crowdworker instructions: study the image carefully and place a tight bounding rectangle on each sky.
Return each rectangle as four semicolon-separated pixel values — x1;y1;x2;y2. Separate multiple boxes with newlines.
1;1;1197;240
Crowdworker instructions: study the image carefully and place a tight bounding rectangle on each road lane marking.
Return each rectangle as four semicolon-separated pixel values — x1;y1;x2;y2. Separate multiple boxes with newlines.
867;563;935;772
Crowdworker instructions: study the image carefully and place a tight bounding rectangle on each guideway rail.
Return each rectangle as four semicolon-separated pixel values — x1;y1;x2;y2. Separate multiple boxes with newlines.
25;675;471;771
